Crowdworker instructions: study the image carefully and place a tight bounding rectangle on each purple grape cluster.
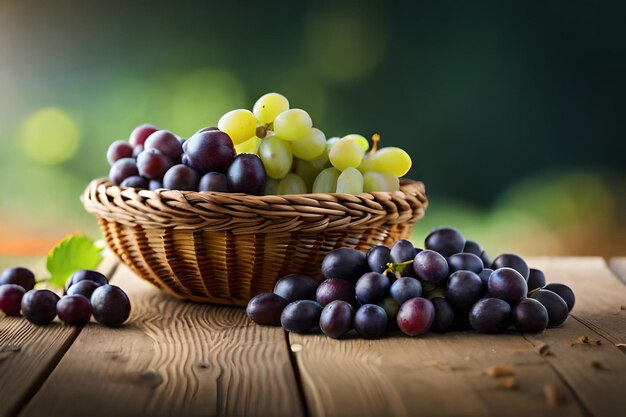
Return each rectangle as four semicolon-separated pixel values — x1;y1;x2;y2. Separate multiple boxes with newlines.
107;124;266;194
246;227;576;339
0;267;131;327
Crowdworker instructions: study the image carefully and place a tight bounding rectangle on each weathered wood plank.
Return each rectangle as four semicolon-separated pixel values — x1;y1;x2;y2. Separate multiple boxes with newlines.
609;257;626;284
21;264;305;417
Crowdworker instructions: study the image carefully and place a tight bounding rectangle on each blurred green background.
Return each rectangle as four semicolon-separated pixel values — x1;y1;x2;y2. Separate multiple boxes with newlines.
0;0;624;256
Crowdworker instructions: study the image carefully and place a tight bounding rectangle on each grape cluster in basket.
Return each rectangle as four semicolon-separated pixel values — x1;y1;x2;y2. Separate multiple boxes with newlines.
246;227;576;339
106;92;413;195
0;267;130;327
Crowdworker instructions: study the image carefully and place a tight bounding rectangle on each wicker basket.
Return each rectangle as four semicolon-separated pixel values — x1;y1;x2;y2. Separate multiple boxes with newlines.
82;178;428;306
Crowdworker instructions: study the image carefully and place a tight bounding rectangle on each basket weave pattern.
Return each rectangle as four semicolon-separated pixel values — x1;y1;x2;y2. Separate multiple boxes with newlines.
82;178;428;306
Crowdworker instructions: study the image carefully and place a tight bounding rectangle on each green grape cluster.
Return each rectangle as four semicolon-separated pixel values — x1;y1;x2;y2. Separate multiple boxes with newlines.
217;93;413;195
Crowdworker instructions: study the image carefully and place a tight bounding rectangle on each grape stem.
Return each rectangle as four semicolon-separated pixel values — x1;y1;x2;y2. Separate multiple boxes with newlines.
383;259;413;277
369;133;380;156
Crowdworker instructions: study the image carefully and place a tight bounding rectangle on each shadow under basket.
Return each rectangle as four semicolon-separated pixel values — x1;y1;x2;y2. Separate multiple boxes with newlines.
82;178;428;306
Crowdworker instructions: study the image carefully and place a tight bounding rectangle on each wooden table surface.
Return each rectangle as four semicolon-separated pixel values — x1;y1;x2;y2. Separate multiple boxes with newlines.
0;255;625;417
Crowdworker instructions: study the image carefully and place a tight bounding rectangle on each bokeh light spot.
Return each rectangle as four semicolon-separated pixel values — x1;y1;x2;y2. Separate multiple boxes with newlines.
20;107;80;165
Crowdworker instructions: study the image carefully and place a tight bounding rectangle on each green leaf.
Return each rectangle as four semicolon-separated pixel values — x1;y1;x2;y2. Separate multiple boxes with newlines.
46;234;102;289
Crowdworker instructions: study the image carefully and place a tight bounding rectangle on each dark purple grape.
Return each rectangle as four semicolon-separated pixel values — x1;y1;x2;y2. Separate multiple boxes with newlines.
107;140;133;165
137;149;174;180
163;164;200;191
513;298;549;332
377;297;399;322
316;278;355;306
463;240;482;256
469;298;511;333
57;295;92;325
445;271;483;311
448;253;484;274
132;144;144;159
397;297;435;336
530;289;569;327
390;240;417;263
67;280;101;298
355;272;390;304
184;130;235;172
0;284;26;316
21;289;59;325
480;251;492;269
492;254;530;281
479;268;493;287
226;154;266;195
366;245;392;273
527;269;547;292
246;293;289;326
70;270;108;287
280;300;322;333
319;300;354;338
543;283;575;312
273;274;318;302
0;267;36;291
430;297;455;333
129;123;159;147
120;175;149;189
195;126;219;135
424;227;465;257
198;172;229;192
91;285;131;327
412;250;449;283
144;130;183;160
321;248;369;283
488;268;528;304
354;304;387;339
109;158;139;185
149;179;163;190
389;277;422;305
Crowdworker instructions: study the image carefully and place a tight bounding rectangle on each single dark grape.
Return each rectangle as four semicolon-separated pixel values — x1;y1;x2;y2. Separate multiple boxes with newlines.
280;300;322;333
448;253;484;274
378;297;399;322
354;304;387;339
273;274;319;302
109;158;139;185
144;130;183;160
91;285;131;327
527;269;547;292
412;250;449;283
366;245;392;273
424;227;465;257
478;268;493;288
120;175;149;189
107;140;133;166
149;179;163;190
67;280;101;298
321;248;369;283
0;267;36;291
430;297;455;333
198;172;229;192
319;300;354;338
445;270;483;312
57;295;92;325
469;298;511;333
492;254;530;281
129;123;159;147
246;293;289;326
390;277;422;305
137;149;174;180
512;298;549;333
488;268;528;304
397;297;435;336
355;272;390;304
530;289;569;327
163;164;200;191
463;240;482;256
390;240;417;263
480;251;492;269
543;283;575;312
195;126;219;135
0;284;26;316
316;278;355;306
227;154;266;195
21;289;59;325
184;130;235;172
70;270;109;287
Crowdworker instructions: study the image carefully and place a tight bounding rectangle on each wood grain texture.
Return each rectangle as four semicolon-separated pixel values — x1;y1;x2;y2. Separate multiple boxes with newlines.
21;264;304;417
609;257;626;284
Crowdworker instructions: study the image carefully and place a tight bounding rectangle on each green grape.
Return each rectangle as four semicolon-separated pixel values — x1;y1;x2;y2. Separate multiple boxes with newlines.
277;173;308;195
336;167;364;194
235;136;262;154
253;93;289;125
273;109;313;141
328;137;365;171
369;147;412;177
218;109;258;145
264;178;280;195
326;137;340;153
259;136;293;179
312;167;341;193
363;172;400;192
290;128;326;160
342;134;369;152
358;157;374;173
